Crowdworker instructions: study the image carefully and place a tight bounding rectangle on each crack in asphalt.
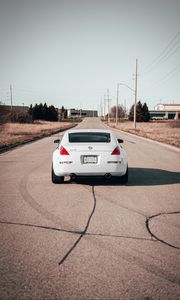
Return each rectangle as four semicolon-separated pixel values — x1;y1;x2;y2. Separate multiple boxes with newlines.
0;221;152;242
0;220;82;235
146;211;180;250
1;196;179;271
13;160;180;268
58;185;97;265
95;187;180;250
1;216;180;285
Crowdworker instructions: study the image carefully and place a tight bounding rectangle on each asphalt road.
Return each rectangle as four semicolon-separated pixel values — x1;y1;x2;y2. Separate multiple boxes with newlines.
0;118;180;300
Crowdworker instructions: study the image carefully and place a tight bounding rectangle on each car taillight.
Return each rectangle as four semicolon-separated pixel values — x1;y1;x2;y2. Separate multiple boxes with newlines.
111;146;120;155
60;146;69;155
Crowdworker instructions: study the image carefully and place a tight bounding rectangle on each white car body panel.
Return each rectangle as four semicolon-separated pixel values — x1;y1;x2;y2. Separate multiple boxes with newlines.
52;129;128;177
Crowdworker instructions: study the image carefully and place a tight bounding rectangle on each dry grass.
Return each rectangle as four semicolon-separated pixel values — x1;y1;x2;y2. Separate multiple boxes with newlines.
1;119;180;150
0;121;75;149
109;120;180;148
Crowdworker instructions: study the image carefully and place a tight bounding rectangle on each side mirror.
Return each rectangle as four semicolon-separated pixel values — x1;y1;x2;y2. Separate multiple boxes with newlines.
54;139;60;144
117;138;123;143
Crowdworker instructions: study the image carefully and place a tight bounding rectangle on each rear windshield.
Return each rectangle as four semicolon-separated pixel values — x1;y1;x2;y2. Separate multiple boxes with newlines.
69;132;111;143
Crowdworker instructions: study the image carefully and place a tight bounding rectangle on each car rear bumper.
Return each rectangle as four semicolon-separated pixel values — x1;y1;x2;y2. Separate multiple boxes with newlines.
53;160;127;177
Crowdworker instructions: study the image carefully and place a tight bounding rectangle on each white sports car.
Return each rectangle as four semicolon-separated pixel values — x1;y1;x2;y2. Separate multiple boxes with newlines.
52;129;128;184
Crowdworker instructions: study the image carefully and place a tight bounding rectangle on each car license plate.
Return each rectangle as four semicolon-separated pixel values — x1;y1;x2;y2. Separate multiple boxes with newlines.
82;155;97;164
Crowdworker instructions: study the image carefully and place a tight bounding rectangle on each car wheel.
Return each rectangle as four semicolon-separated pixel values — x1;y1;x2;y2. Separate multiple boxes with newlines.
52;166;64;184
121;166;128;184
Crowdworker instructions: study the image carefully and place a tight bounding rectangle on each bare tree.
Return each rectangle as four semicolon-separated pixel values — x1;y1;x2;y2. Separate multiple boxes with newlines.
110;105;126;119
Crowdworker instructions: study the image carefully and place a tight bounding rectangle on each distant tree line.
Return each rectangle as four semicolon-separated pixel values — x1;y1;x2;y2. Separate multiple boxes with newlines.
0;103;66;123
28;103;58;121
1;100;150;124
129;101;150;122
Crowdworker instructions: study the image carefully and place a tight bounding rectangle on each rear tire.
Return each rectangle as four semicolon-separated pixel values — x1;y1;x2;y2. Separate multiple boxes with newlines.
121;166;128;184
52;166;64;184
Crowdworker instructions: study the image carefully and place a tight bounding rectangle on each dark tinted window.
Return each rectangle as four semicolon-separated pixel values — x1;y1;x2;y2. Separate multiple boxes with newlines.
69;132;111;143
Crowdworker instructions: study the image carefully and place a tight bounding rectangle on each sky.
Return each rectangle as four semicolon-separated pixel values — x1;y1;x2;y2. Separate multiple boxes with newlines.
0;0;180;113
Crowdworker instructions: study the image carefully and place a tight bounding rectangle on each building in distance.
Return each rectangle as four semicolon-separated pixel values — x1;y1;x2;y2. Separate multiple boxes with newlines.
67;108;98;119
150;103;180;120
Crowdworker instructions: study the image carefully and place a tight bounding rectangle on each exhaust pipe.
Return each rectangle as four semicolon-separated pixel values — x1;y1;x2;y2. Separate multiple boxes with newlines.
104;173;112;179
71;173;76;180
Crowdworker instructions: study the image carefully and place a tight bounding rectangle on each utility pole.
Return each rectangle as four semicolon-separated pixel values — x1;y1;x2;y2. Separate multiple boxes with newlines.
107;89;111;124
79;103;82;118
124;99;126;115
10;84;13;110
134;59;138;129
116;83;119;126
104;95;106;120
100;98;103;118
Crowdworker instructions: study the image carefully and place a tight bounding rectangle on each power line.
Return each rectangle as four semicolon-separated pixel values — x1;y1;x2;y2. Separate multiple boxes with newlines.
142;31;180;72
154;64;180;85
145;63;180;89
143;44;180;75
141;32;180;75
